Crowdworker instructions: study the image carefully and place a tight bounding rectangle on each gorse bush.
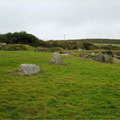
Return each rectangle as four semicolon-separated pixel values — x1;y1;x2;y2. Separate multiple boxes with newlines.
3;44;34;51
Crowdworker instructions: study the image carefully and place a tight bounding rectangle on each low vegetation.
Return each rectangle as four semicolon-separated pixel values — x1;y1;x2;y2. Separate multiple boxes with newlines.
0;51;120;119
0;32;120;119
2;44;34;51
35;47;64;52
1;31;120;50
0;31;44;47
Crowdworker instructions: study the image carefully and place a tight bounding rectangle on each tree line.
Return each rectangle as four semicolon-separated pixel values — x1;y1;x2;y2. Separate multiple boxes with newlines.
0;31;44;47
0;31;120;50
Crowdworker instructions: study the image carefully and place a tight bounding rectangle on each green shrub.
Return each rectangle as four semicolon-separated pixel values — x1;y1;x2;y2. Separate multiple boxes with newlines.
0;45;3;50
112;50;120;56
35;47;64;52
0;43;7;50
100;45;120;50
82;42;98;50
3;44;34;51
49;47;64;52
34;47;49;52
109;56;114;64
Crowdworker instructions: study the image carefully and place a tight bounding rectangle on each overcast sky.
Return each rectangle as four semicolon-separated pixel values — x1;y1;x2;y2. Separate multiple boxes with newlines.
0;0;120;40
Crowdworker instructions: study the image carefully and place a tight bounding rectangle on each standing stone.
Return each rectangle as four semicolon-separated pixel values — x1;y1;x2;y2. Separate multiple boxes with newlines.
51;52;62;64
18;64;40;75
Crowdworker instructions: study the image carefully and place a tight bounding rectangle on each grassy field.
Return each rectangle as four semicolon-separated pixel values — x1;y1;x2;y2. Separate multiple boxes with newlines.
95;43;120;47
0;51;120;119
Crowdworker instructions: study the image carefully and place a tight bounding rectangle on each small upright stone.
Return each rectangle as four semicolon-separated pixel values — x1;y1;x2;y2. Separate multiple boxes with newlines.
18;64;40;75
51;52;62;64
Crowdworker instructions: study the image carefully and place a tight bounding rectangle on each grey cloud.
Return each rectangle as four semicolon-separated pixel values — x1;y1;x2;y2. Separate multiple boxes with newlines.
0;0;120;40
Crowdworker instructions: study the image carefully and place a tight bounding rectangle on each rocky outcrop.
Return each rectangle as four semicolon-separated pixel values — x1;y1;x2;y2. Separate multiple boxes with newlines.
80;53;111;63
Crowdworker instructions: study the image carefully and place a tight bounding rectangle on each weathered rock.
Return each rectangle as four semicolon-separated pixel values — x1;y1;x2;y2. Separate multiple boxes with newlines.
80;53;111;63
18;64;40;75
80;54;89;59
104;55;110;62
51;52;62;64
96;55;103;62
3;43;7;45
90;52;95;56
96;55;110;63
0;42;7;46
80;54;93;59
101;50;113;57
113;55;120;59
78;49;83;51
16;47;21;51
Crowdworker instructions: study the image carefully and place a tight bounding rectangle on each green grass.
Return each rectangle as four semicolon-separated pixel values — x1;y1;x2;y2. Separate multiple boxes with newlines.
95;43;120;47
0;51;120;119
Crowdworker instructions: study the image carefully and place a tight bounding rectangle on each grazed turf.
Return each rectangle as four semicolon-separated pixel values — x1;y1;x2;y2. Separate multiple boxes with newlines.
95;43;120;47
0;51;120;119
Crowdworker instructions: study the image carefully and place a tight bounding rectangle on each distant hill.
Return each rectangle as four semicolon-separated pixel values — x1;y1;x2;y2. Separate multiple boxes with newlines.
63;39;120;44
